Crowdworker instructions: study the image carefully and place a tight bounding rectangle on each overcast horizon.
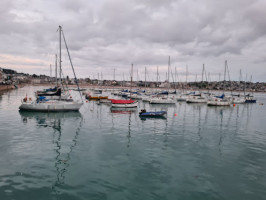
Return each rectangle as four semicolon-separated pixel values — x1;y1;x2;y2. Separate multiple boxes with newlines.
0;0;266;82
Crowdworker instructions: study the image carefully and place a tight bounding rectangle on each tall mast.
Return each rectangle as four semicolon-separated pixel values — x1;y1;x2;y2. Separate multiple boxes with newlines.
207;72;211;95
59;25;62;84
113;68;115;91
239;69;242;95
50;64;52;81
201;64;204;82
123;72;125;87
201;64;204;94
168;56;170;90
55;54;58;87
61;25;83;102
223;60;227;94
186;65;188;92
145;66;147;88
157;66;158;88
130;64;133;99
101;72;103;89
174;67;177;92
250;75;253;95
226;60;233;96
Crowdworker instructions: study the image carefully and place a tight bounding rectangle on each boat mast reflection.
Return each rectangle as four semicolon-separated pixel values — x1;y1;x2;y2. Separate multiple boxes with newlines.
127;112;132;149
53;117;83;195
19;111;83;196
109;107;135;150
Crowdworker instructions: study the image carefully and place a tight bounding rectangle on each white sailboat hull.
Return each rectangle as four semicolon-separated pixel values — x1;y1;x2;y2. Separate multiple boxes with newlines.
231;97;245;104
142;96;151;102
176;96;187;101
186;97;207;103
150;98;176;104
19;101;83;111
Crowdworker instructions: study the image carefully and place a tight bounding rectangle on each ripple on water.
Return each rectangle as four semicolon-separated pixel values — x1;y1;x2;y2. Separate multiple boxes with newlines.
0;87;266;199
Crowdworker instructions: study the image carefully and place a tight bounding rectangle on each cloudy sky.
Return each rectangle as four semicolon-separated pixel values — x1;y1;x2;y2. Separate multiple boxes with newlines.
0;0;265;82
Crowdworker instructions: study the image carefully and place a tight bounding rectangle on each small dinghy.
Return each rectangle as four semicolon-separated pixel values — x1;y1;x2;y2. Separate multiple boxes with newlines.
111;99;138;108
139;109;167;117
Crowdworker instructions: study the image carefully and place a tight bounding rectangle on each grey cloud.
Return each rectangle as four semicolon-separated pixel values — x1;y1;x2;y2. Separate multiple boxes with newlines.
0;0;265;81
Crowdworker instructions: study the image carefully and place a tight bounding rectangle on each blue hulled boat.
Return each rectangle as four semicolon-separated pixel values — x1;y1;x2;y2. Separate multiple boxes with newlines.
245;94;256;103
139;109;167;117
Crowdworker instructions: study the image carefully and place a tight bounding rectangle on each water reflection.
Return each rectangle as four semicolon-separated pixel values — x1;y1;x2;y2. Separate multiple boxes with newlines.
19;111;82;128
110;107;137;114
139;115;167;121
149;103;176;110
127;112;132;148
0;91;3;99
19;111;83;197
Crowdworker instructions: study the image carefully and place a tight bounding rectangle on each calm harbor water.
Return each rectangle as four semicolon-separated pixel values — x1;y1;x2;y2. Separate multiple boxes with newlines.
0;86;266;200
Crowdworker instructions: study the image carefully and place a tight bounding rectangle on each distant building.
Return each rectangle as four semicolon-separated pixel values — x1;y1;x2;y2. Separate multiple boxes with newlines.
31;78;41;84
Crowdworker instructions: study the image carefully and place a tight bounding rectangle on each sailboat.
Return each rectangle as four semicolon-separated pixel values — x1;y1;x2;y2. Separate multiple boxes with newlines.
231;69;245;104
149;56;176;104
141;66;156;102
176;65;190;101
186;64;207;103
244;75;256;103
19;26;83;111
35;54;70;100
207;61;231;106
111;64;138;108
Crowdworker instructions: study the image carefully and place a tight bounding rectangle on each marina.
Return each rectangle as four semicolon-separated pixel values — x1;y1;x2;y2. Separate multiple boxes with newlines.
1;1;266;199
0;85;266;199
